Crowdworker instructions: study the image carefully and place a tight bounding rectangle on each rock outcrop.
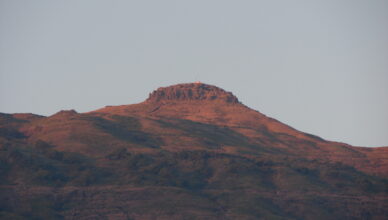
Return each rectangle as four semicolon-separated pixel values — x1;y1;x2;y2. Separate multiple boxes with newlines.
146;83;240;103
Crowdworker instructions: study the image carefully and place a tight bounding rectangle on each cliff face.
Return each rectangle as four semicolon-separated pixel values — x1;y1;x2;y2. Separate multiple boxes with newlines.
146;83;240;103
0;83;387;220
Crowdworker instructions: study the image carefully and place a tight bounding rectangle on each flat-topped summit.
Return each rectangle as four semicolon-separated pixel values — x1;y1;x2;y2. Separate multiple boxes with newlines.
146;83;240;104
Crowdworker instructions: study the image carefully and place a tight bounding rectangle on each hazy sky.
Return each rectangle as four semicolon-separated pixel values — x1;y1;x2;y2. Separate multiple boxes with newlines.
1;0;387;147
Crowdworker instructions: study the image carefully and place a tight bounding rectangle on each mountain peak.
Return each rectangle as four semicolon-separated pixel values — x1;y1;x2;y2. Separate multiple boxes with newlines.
146;83;240;104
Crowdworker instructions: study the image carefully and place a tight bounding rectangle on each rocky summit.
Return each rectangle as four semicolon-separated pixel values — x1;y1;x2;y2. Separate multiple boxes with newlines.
146;83;240;103
0;83;387;220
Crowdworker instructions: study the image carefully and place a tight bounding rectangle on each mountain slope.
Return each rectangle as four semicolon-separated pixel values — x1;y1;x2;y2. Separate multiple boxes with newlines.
0;83;387;219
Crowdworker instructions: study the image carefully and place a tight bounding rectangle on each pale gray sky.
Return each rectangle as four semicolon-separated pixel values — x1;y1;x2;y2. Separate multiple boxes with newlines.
1;0;387;147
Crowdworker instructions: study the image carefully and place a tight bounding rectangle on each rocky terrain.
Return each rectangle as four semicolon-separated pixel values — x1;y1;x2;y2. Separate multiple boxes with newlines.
0;83;387;219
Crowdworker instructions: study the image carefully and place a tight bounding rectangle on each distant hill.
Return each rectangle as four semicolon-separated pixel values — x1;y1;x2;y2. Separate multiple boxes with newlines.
0;83;387;219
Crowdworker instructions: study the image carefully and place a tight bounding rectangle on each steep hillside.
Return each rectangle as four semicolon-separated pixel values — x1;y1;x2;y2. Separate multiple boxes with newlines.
0;83;387;219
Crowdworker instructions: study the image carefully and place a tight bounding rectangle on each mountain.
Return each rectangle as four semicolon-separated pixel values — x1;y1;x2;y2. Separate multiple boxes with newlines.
0;83;387;220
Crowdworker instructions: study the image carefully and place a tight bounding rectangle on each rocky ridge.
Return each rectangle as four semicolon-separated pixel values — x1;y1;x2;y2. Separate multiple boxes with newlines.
0;82;387;220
